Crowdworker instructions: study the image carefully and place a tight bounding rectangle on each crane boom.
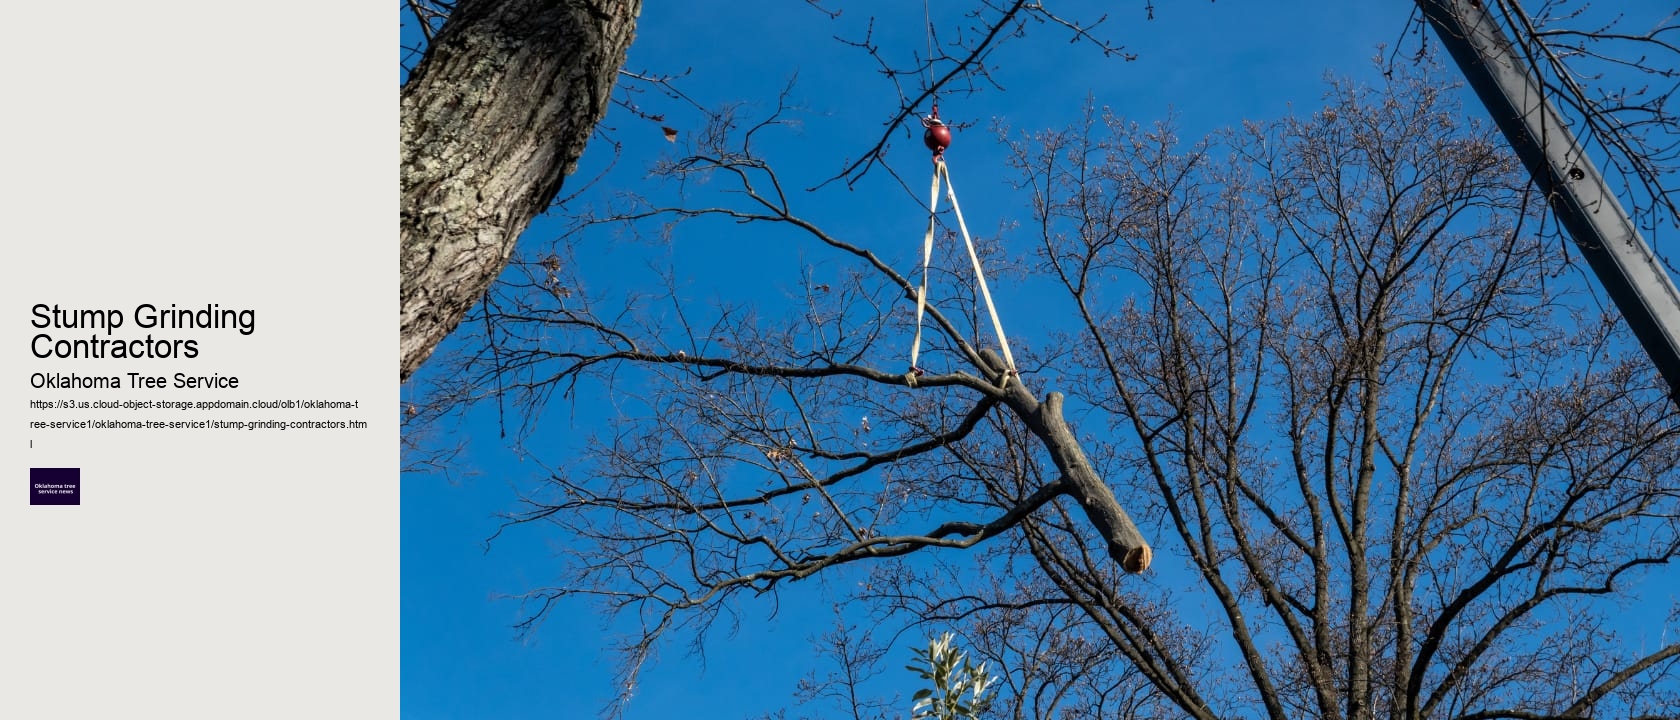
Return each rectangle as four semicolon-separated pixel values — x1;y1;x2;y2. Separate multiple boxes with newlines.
1416;0;1680;403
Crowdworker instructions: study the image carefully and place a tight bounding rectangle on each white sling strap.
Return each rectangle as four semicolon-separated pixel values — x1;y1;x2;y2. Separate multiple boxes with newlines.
908;158;1017;379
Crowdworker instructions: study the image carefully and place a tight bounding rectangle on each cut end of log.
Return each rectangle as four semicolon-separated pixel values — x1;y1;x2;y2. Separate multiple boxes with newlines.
1119;544;1152;573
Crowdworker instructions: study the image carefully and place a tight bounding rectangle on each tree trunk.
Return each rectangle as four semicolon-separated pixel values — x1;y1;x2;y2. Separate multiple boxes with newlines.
400;0;641;381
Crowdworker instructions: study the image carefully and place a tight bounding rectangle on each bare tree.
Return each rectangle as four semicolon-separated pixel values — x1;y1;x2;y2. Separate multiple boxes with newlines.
399;0;1137;381
409;57;1680;720
398;1;1680;394
1007;69;1680;719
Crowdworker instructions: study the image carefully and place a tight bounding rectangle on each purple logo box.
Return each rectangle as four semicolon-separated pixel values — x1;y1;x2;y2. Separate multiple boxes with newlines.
30;468;80;505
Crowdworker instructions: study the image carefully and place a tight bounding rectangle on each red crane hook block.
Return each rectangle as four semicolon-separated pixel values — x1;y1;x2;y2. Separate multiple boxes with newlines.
922;104;951;159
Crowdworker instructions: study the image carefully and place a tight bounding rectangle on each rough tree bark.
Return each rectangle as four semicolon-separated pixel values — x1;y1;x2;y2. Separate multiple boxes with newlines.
400;0;642;381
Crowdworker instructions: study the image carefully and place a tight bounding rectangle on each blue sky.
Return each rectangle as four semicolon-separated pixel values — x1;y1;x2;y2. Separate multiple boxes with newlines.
401;3;1676;718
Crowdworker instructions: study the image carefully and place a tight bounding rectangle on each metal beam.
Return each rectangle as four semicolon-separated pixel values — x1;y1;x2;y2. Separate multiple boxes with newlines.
1416;0;1680;402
